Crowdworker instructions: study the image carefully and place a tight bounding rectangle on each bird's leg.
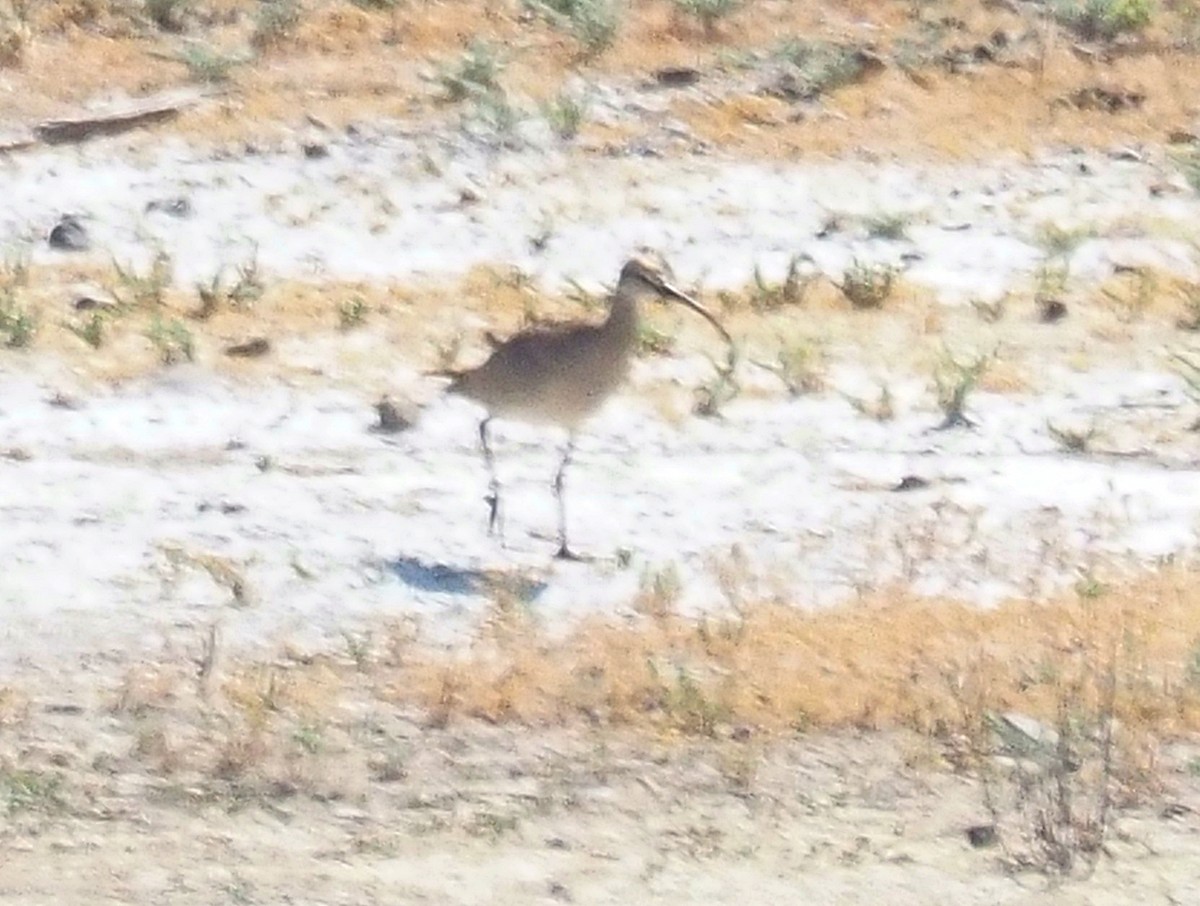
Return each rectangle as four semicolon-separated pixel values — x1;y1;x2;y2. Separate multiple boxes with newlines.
553;434;583;561
479;417;504;543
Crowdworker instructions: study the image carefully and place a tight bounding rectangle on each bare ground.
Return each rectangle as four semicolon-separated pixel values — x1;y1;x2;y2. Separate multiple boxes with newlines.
5;1;1200;901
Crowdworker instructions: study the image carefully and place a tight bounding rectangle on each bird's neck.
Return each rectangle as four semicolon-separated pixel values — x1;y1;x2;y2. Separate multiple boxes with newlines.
606;293;640;339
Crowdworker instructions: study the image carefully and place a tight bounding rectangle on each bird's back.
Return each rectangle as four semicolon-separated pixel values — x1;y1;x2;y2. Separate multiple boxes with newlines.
449;315;637;427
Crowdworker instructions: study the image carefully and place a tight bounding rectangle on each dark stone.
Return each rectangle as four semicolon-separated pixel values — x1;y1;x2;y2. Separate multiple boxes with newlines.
48;214;89;251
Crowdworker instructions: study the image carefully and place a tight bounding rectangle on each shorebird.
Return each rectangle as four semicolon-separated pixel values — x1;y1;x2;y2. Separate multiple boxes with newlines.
439;254;733;559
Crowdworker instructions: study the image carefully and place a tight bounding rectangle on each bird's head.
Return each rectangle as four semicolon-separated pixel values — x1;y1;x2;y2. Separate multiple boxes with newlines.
615;251;733;350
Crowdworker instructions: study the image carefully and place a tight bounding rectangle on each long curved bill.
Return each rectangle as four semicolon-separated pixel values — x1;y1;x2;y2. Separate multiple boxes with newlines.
659;280;737;371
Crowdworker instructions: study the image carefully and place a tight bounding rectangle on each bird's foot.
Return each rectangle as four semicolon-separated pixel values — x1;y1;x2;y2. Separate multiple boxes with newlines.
554;543;592;563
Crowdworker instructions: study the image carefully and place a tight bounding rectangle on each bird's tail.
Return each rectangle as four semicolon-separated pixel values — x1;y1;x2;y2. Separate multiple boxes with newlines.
424;368;466;394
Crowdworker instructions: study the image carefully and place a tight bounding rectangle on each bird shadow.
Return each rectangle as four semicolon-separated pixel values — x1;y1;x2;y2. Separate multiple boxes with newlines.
385;555;549;602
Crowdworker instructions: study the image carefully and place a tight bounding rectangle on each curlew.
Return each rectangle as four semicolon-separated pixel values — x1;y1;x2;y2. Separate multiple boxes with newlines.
439;254;733;560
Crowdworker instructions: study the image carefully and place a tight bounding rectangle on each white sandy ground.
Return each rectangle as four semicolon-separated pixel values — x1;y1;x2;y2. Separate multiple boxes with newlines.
2;356;1200;680
3;134;1200;674
4;133;1200;902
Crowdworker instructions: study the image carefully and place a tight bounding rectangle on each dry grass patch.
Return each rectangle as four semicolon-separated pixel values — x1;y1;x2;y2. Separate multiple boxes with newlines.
365;568;1200;741
0;0;1193;155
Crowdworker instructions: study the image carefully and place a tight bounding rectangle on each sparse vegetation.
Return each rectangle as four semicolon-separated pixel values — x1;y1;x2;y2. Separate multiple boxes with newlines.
0;293;34;348
971;295;1008;323
671;0;741;36
146;316;196;365
0;8;29;67
837;259;897;310
1101;267;1158;322
194;253;264;319
0;252;32;348
468;90;524;144
437;40;504;103
692;356;740;417
1047;420;1099;453
1052;0;1154;42
527;0;620;58
770;39;873;100
144;0;188;33
112;250;173;308
177;42;243;84
636;321;675;356
67;311;107;349
758;337;826;396
864;212;911;241
1034;222;1094;260
846;383;895;421
338;295;368;330
933;347;991;428
748;255;814;310
251;0;299;50
542;92;587;140
1;767;63;815
1172;146;1200;193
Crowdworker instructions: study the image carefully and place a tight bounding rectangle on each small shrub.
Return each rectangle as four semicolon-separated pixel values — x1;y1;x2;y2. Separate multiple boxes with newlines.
144;0;188;32
837;259;896;310
933;348;990;429
1;768;64;815
67;312;107;349
846;383;895;421
749;254;813;310
865;212;911;241
437;40;504;102
636;322;675;356
1171;146;1200;193
251;0;299;50
338;296;368;330
112;250;173;307
542;92;587;140
0;12;30;68
146;316;195;365
1034;222;1093;260
177;43;243;83
0;291;34;348
469;90;523;144
671;0;740;35
1052;0;1154;41
763;338;825;396
1047;420;1098;453
692;357;740;417
772;39;870;100
527;0;620;58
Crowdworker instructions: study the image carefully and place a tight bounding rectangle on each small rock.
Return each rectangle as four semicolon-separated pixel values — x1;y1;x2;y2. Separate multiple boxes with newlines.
965;824;997;848
197;500;247;515
893;475;929;492
1168;129;1199;145
47;392;82;410
1161;802;1193;820
1;447;32;462
302;141;329;160
1108;145;1144;162
43;703;84;714
224;337;271;358
372;396;416;434
145;196;193;218
48;214;89;251
457;183;484;205
71;284;117;311
653;66;702;87
1038;298;1068;323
